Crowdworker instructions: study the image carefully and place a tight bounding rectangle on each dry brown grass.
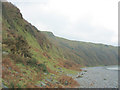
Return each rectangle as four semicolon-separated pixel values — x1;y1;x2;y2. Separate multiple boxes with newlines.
42;52;51;59
2;57;43;88
58;75;79;88
56;58;82;71
47;66;58;75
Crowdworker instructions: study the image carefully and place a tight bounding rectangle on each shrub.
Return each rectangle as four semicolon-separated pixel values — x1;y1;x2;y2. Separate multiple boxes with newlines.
26;58;37;67
37;64;48;73
26;58;48;73
9;53;24;64
58;75;79;87
17;83;22;88
3;35;32;58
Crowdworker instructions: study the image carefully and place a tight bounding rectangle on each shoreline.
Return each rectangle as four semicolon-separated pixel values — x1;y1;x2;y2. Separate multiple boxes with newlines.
75;66;118;88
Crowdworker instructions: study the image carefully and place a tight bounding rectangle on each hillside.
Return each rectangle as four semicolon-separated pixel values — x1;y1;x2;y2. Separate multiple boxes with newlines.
2;2;81;88
42;31;118;66
2;1;118;88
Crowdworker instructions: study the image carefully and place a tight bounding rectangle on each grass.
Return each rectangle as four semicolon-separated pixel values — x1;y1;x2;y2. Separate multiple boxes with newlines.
3;2;118;88
58;75;79;87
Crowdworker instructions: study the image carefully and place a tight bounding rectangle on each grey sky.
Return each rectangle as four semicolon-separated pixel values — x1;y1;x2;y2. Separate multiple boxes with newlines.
7;0;119;46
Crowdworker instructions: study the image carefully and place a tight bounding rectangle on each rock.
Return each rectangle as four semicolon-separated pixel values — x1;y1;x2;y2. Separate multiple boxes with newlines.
59;71;63;73
56;82;60;84
35;84;41;87
16;72;18;74
8;67;12;70
2;51;8;55
81;73;84;75
104;78;107;80
51;74;55;76
64;81;68;85
58;68;62;70
44;73;47;75
41;82;46;87
90;83;94;86
76;75;82;78
2;83;8;88
2;67;5;70
46;83;50;86
67;74;73;77
46;79;51;82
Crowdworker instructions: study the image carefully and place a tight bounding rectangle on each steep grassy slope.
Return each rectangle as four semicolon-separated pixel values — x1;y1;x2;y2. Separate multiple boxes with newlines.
2;1;118;88
42;31;118;66
2;2;81;88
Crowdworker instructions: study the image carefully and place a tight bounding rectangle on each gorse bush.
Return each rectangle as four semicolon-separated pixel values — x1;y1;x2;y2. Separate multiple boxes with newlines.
3;35;32;58
37;64;48;73
26;58;48;73
3;34;48;73
9;53;24;63
26;58;38;66
9;53;48;73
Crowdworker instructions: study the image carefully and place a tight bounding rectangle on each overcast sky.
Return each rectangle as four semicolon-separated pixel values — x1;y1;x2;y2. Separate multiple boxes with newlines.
7;0;119;46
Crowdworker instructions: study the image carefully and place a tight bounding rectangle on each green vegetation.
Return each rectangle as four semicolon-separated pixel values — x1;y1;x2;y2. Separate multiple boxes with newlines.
2;1;118;88
3;35;32;57
42;31;118;66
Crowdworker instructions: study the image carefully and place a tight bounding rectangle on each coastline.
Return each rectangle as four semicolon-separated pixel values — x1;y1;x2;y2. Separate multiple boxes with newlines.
75;66;118;88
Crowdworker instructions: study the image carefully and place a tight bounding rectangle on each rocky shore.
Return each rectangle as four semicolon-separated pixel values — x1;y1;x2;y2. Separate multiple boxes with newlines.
75;66;118;88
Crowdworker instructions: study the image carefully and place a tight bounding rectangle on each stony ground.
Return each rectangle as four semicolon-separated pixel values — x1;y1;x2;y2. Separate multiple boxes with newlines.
75;66;118;88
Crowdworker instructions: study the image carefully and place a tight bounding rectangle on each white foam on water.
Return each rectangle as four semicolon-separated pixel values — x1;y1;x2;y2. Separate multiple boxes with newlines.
106;66;120;70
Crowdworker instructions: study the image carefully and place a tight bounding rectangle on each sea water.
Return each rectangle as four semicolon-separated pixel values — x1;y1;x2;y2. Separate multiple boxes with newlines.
106;65;120;70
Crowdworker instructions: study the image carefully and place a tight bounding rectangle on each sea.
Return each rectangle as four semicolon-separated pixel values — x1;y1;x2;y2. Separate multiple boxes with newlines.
106;65;120;71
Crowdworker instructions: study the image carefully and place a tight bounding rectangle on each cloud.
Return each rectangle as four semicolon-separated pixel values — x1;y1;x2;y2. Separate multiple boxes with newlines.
7;0;119;46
